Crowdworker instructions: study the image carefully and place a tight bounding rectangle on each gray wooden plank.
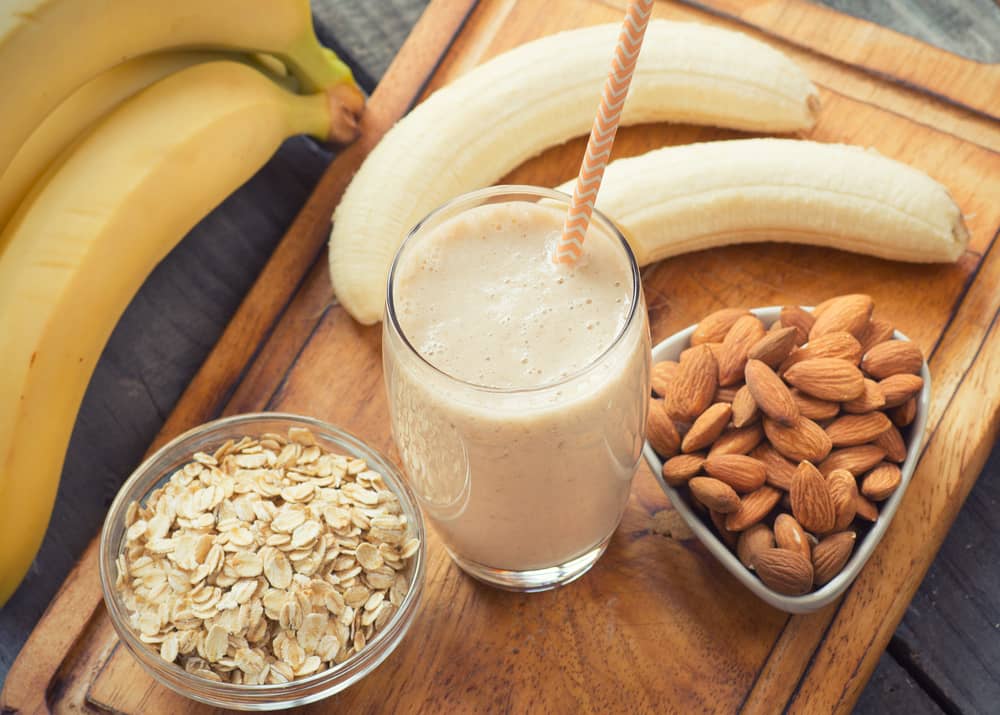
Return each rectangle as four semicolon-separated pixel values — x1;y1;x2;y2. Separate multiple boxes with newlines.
854;652;947;715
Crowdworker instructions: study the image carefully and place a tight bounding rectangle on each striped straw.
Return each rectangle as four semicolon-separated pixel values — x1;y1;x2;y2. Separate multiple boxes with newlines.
553;0;656;265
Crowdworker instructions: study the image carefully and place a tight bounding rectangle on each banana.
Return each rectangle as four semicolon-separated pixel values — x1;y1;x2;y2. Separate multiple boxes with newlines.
0;0;362;193
0;61;338;605
328;20;819;324
555;139;968;264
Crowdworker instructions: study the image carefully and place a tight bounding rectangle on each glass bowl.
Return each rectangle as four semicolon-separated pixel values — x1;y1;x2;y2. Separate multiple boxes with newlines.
99;413;426;710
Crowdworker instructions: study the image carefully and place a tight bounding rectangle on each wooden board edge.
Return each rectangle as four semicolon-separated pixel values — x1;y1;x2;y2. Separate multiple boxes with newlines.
0;1;479;712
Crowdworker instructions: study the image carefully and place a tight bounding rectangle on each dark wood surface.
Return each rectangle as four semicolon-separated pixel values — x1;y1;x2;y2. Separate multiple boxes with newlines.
0;1;997;712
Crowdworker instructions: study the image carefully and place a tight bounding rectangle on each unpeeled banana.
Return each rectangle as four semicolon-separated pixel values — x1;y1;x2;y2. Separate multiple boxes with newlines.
328;20;820;324
0;0;361;191
0;61;340;606
556;139;968;264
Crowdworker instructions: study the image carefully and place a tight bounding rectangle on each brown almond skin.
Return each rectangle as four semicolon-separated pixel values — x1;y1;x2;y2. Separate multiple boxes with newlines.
717;315;767;386
708;424;764;457
689;477;741;513
774;513;812;561
879;374;924;408
784;358;865;402
666;344;719;423
824;412;893;447
861;340;924;379
745;359;799;427
780;306;815;345
646;399;681;457
714;384;741;403
682;403;733;453
818;445;887;476
812;531;857;585
725;486;782;531
874;425;908;463
661;453;706;487
709;509;739;548
763;416;833;463
703;454;767;493
651;360;679;398
858;317;896;354
691;308;751;346
855;494;880;522
731;385;759;428
751;442;798;491
841;378;885;414
889;397;918;427
754;548;814;595
748;326;799;369
790;389;840;421
827;469;859;531
791;461;837;534
861;463;902;501
779;332;863;374
737;523;775;570
808;294;873;341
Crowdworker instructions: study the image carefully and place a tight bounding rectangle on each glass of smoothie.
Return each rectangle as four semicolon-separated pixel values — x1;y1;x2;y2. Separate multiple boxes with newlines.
382;185;650;592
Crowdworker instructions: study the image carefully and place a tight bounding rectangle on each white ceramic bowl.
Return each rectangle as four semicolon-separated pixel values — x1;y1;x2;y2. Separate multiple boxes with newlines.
642;306;931;613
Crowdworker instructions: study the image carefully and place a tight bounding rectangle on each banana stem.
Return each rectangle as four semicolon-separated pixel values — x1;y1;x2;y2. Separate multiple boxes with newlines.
285;84;362;146
283;32;358;93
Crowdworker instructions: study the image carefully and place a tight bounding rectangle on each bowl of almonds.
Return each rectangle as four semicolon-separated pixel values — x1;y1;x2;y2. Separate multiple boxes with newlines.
642;295;930;613
99;413;425;710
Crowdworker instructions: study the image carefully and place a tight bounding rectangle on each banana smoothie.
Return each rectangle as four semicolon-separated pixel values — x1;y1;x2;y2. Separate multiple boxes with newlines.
383;187;650;590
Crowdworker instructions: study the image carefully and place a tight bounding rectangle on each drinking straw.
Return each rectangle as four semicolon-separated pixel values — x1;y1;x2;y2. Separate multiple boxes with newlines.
553;0;656;265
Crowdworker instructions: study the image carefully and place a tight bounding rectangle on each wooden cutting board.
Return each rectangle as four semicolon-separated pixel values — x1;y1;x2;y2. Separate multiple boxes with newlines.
4;0;1000;712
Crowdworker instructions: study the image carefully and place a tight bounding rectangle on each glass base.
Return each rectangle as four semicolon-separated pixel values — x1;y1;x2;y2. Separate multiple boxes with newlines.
447;536;612;592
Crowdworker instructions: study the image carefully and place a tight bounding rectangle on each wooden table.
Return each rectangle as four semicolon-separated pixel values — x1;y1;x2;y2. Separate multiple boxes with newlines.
2;1;999;712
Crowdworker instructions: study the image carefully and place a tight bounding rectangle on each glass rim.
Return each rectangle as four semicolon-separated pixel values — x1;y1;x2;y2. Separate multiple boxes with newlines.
98;411;426;701
384;184;642;395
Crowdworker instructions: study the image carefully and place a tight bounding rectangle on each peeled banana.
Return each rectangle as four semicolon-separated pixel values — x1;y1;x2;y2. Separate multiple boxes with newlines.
328;20;820;324
556;139;968;264
0;61;339;606
0;0;361;192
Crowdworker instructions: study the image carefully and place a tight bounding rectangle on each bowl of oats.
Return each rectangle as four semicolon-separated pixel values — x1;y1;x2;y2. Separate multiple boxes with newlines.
99;413;425;710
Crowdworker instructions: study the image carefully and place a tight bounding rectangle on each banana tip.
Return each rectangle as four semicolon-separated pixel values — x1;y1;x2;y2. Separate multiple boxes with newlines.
326;82;366;145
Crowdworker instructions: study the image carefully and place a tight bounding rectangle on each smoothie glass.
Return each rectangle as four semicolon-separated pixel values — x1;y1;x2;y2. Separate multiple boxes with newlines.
382;186;650;592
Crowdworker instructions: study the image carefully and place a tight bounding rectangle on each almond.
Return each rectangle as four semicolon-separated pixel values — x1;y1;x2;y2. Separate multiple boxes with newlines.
808;294;873;341
889;397;917;427
745;359;799;426
879;374;924;408
818;445;887;476
717;315;767;386
703;454;767;493
790;389;840;421
646;399;680;457
824;412;892;447
784;358;865;401
861;462;902;501
709;509;738;548
691;307;751;346
855;494;879;522
841;379;885;414
682;403;732;453
780;306;814;345
650;360;679;398
689;477;741;513
731;385;759;428
754;548;814;595
737;523;774;569
773;513;812;561
661;453;706;487
763;416;833;463
725;485;782;531
861;340;924;379
665;344;718;422
714;384;741;403
751;443;798;491
812;531;856;585
874;425;907;463
827;469;858;531
708;424;764;457
790;461;836;534
779;331;862;373
748;326;799;369
858;316;895;354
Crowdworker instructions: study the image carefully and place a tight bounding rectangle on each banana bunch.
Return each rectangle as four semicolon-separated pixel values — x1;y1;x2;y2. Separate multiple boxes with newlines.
328;20;968;325
0;1;363;606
